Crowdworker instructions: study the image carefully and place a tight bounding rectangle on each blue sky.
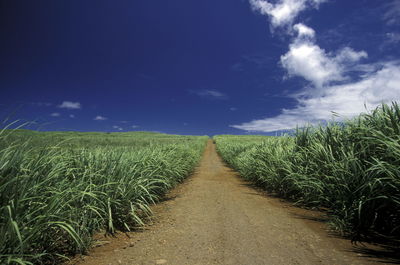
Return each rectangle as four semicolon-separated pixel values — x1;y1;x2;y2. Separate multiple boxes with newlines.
1;0;399;135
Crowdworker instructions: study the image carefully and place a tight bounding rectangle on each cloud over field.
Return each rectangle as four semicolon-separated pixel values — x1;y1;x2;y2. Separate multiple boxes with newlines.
233;62;400;131
232;0;400;132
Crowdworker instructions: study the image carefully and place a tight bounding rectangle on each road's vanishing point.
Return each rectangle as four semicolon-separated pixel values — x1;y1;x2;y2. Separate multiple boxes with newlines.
75;140;384;265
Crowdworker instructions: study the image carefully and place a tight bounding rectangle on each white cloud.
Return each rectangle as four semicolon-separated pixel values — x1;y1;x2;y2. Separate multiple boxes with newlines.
293;23;315;38
50;112;60;117
311;0;326;4
232;62;400;132
94;115;107;121
280;26;367;88
334;47;368;64
230;107;237;111
69;114;75;118
193;89;228;99
236;0;399;133
58;101;81;109
131;125;139;128
281;41;342;88
249;0;326;28
113;125;123;131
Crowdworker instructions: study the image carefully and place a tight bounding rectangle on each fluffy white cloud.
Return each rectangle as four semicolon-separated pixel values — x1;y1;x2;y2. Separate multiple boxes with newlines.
237;0;399;133
335;47;368;64
231;62;400;132
281;41;341;87
58;101;81;109
113;125;123;131
293;23;315;38
281;43;368;88
69;114;75;118
50;112;60;117
280;25;367;88
94;115;107;121
249;0;325;28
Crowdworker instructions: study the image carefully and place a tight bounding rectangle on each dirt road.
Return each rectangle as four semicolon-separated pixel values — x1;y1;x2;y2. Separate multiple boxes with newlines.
73;140;387;265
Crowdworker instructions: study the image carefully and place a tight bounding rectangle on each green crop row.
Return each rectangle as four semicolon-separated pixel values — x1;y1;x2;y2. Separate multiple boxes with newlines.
215;103;400;243
0;130;207;264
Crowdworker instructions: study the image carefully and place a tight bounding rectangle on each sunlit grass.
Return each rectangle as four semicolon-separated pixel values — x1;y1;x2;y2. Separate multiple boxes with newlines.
215;103;400;242
0;130;207;264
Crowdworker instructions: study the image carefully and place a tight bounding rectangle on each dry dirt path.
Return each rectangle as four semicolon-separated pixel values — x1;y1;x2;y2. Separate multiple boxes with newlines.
72;140;389;265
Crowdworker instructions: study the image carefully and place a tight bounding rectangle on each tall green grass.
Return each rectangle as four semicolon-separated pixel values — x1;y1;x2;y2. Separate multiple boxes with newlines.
0;130;207;264
215;103;400;242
